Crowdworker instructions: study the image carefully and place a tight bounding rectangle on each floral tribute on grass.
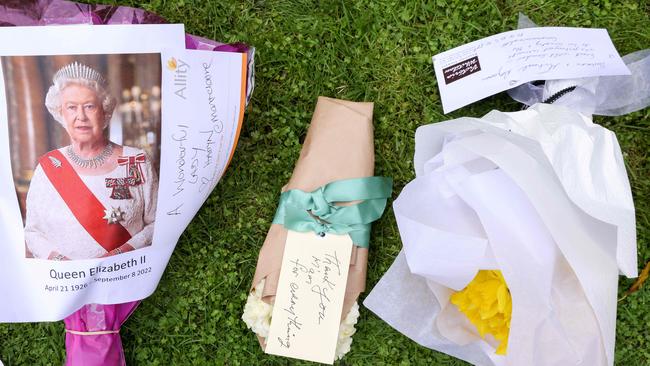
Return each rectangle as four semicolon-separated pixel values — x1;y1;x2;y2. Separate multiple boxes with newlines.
244;97;391;362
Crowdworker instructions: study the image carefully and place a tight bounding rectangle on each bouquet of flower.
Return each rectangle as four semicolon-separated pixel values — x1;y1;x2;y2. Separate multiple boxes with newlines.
365;43;649;364
243;96;391;360
0;1;254;365
366;101;636;365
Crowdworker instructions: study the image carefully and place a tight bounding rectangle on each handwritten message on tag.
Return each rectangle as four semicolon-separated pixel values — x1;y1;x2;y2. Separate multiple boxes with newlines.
432;27;630;113
265;231;353;364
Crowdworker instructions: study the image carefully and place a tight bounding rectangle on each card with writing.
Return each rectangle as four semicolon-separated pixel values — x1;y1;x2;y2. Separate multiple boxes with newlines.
265;231;353;364
432;27;630;113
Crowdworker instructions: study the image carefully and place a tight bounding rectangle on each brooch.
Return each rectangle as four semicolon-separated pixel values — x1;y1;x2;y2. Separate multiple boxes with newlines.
105;177;137;200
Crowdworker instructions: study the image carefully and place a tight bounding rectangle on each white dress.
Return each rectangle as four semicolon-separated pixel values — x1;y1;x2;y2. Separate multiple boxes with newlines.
24;145;157;259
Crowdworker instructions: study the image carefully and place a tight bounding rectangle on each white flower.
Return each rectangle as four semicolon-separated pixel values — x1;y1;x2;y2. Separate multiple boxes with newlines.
335;336;353;360
335;302;360;360
242;280;360;359
241;279;273;338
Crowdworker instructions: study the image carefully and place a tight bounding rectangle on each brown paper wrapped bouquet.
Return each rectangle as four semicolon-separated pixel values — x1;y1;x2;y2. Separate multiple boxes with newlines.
242;96;391;359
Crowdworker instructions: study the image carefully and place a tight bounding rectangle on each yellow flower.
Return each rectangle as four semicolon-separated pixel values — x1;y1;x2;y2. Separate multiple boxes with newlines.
450;270;511;355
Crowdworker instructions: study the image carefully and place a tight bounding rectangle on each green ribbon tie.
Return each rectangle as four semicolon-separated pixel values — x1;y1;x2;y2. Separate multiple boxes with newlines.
272;176;393;248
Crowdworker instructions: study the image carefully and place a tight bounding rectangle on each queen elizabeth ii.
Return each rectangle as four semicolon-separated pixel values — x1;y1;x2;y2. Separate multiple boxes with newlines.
24;62;157;260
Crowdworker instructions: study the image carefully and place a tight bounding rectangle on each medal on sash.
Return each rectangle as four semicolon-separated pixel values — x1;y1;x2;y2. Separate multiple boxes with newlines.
103;206;126;224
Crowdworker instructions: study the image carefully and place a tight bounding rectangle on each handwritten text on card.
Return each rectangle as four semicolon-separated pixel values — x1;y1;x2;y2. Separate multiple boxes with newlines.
265;231;353;364
432;27;630;113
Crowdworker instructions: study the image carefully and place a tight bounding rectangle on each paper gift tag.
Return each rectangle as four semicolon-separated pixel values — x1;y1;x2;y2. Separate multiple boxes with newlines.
265;230;353;364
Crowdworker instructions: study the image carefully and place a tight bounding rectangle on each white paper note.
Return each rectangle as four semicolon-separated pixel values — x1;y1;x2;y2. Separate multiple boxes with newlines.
432;27;631;113
265;231;353;364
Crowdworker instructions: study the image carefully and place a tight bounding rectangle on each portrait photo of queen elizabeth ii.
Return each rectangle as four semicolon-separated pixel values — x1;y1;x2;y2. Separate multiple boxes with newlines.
2;54;162;260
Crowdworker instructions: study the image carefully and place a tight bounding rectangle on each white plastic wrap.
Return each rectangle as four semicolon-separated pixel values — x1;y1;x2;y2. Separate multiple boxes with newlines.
509;14;650;116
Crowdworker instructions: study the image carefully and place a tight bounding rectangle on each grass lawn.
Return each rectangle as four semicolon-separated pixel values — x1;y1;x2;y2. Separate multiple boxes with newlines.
1;0;649;365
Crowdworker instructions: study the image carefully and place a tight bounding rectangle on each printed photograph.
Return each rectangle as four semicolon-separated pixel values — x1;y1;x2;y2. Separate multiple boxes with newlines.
1;53;162;260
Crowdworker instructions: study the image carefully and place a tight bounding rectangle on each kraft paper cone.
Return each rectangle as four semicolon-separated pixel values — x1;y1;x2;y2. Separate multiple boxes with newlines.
251;96;375;345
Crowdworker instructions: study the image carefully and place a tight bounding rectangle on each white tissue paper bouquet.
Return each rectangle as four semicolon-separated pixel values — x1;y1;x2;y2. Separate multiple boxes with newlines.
364;47;649;366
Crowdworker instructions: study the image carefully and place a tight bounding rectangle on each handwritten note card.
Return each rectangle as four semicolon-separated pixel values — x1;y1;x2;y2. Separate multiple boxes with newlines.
265;231;353;364
432;27;631;113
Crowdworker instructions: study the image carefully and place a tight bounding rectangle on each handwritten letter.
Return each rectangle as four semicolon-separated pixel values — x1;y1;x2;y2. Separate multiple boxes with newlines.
432;27;631;113
265;231;353;364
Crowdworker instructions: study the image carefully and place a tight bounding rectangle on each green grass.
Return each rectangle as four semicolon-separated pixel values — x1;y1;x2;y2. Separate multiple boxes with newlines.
1;0;649;365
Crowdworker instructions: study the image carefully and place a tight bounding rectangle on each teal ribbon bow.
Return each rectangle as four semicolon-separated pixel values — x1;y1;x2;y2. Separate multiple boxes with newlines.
272;177;393;248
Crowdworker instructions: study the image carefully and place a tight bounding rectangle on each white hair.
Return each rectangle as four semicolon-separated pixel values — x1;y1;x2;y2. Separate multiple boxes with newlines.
44;62;116;128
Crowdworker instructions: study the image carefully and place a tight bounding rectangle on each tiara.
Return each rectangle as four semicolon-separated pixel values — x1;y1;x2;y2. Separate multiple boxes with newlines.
53;62;106;86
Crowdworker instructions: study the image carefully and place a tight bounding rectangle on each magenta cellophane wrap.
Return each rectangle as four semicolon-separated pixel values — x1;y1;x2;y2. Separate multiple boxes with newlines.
63;303;139;366
0;1;253;365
